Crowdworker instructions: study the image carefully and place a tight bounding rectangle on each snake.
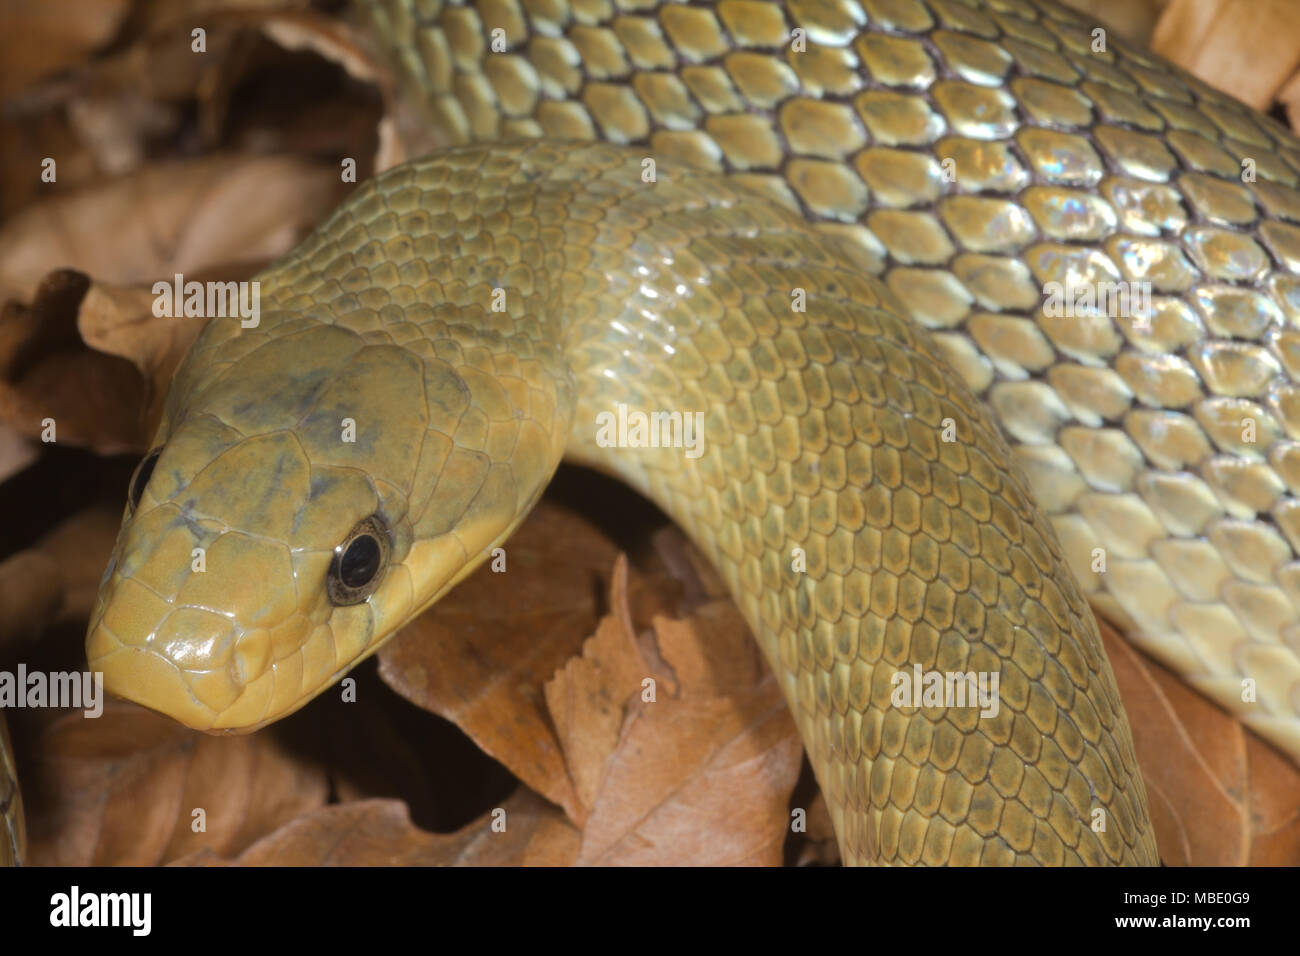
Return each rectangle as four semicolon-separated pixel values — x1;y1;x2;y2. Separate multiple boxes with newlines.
0;714;22;866
43;0;1300;866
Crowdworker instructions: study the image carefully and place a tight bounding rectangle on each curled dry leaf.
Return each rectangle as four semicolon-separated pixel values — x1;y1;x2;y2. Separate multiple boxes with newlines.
1100;617;1300;865
28;700;328;866
377;500;665;824
382;491;803;864
544;557;654;820
0;549;61;651
1058;0;1162;47
177;789;580;866
0;424;36;486
187;9;385;162
0;153;343;298
259;11;383;90
553;574;802;866
0;0;130;100
0;503;119;655
30;505;122;625
1153;0;1300;118
76;280;207;438
0;269;146;453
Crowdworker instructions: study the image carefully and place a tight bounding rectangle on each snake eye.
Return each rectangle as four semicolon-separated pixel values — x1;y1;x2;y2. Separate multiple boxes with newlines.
327;515;390;605
128;448;162;515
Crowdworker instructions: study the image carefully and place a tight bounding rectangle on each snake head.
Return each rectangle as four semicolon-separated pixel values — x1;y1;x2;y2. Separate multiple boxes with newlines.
85;313;561;732
84;416;415;732
82;315;537;732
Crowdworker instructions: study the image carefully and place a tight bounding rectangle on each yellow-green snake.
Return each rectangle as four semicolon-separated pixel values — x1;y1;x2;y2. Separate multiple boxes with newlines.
0;714;21;866
31;0;1300;865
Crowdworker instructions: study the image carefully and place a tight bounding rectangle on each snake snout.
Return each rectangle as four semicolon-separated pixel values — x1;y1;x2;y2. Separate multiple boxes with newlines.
85;412;424;732
87;594;321;732
85;502;333;731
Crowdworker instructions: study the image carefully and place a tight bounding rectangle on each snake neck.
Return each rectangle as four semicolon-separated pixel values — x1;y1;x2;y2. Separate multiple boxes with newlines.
348;0;1300;786
251;137;1156;862
426;140;1156;864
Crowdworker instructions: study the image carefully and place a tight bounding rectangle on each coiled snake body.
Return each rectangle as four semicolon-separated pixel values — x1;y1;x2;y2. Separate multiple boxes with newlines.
60;0;1300;865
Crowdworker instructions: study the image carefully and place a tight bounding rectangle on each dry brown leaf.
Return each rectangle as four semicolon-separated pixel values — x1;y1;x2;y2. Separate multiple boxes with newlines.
544;559;655;819
559;594;802;866
77;280;208;437
1;4;370;193
380;500;802;864
1059;0;1163;47
0;154;342;299
0;0;130;100
574;689;801;865
1153;0;1300;114
28;699;328;865
0;424;36;485
377;501;635;823
790;785;839;866
184;9;384;162
0;270;147;453
0;549;61;650
1100;617;1300;865
533;543;802;864
33;506;122;623
260;12;383;89
176;790;580;866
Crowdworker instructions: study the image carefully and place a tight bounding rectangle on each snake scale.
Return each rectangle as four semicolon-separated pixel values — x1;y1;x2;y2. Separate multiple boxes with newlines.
8;0;1300;866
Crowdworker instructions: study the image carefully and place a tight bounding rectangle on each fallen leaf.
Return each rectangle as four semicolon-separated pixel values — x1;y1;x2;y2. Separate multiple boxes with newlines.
32;506;122;624
0;549;61;651
0;0;130;100
1100;617;1300;865
559;592;802;866
0;269;147;453
377;501;663;824
0;154;343;299
0;424;36;486
0;503;121;651
1152;0;1300;114
177;789;580;866
28;700;328;865
544;558;654;818
1059;0;1162;47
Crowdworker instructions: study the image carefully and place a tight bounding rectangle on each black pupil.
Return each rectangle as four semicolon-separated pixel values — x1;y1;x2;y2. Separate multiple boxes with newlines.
130;452;159;510
339;534;381;588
